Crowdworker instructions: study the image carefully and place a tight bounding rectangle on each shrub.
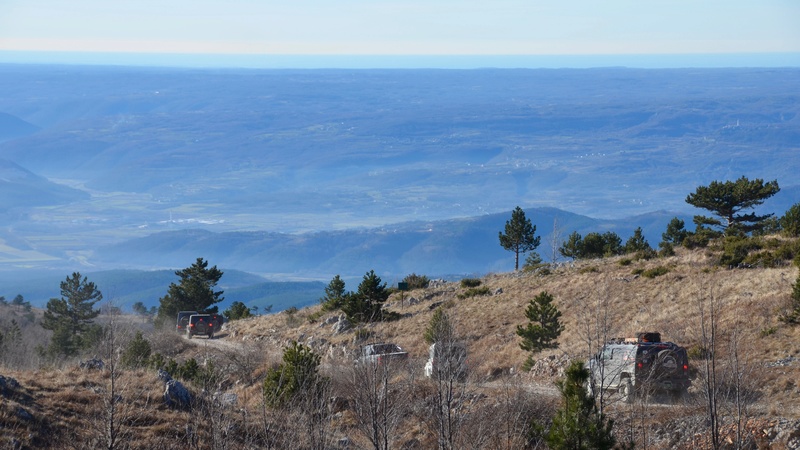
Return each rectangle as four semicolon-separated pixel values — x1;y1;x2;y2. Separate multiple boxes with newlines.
779;272;800;325
424;307;454;345
284;306;301;327
121;331;152;369
618;258;632;266
523;252;549;272
306;310;324;323
175;358;200;382
263;341;324;407
658;242;676;257
781;202;800;237
634;248;658;260
642;266;670;278
719;236;763;267
460;278;482;288
458;286;491;299
223;301;253;321
579;266;599;274
402;273;430;290
760;326;778;338
687;344;708;360
683;228;714;249
743;240;798;268
320;275;347;312
147;352;167;371
354;328;373;342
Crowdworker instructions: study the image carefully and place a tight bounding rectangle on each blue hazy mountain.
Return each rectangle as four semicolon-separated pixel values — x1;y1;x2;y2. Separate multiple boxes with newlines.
0;65;797;294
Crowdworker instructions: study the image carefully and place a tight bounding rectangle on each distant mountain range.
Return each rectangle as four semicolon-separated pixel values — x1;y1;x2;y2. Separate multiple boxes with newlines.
0;64;797;309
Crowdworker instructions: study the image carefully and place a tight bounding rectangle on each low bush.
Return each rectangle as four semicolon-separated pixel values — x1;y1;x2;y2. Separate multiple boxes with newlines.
634;248;658;260
658;242;676;257
760;326;778;338
458;286;491;299
719;236;763;267
354;328;373;342
306;310;324;323
402;273;430;290
121;331;151;369
642;266;670;278
460;278;482;288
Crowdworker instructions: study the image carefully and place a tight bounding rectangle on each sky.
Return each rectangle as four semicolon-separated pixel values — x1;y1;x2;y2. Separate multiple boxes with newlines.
0;0;799;68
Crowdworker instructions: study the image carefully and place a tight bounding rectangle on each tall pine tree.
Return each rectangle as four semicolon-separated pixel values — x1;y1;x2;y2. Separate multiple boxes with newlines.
499;206;541;270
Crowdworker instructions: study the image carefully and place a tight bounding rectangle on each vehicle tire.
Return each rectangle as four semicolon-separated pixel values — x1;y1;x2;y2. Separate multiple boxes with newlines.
656;350;679;376
619;378;634;403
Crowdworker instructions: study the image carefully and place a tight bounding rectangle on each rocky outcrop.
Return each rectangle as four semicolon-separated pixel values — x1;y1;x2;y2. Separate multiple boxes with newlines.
158;370;192;409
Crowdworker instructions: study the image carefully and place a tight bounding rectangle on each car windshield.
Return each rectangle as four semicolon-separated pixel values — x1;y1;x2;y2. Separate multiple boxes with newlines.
374;344;401;353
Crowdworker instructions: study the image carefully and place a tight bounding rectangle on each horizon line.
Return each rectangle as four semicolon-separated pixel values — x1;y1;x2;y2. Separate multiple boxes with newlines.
2;51;800;70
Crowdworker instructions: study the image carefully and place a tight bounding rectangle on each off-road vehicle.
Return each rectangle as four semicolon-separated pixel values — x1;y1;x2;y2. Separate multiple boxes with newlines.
176;311;198;333
587;332;689;402
355;343;409;366
186;314;215;339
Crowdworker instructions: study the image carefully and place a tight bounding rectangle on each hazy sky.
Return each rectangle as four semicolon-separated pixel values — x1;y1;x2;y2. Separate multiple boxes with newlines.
1;0;799;67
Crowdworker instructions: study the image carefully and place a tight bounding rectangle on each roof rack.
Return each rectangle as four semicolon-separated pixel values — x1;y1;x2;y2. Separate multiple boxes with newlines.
605;332;663;345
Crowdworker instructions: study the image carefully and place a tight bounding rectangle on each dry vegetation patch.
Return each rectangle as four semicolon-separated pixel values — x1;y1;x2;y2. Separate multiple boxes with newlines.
1;245;798;448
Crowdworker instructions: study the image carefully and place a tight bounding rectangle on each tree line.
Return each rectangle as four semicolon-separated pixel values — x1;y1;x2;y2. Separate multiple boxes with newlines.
499;176;798;270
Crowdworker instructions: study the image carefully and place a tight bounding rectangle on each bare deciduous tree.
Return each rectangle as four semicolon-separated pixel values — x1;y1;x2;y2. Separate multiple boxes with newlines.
347;356;411;449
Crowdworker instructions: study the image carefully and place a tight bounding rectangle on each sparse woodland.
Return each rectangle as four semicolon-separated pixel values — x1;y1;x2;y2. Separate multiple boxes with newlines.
1;183;799;449
0;240;797;449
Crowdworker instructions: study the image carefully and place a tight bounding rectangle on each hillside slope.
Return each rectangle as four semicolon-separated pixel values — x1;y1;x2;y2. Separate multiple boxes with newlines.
1;246;799;449
224;246;800;414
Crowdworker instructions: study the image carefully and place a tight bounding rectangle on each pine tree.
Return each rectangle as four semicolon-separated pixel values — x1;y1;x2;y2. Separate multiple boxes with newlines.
424;307;454;345
780;202;800;237
156;257;224;325
264;341;324;407
686;176;780;235
545;361;617;450
121;331;152;368
662;217;689;246
41;272;103;357
342;270;389;323
223;301;253;321
779;272;800;325
499;206;541;270
559;231;583;260
320;274;347;311
517;291;565;370
624;227;652;254
132;301;148;315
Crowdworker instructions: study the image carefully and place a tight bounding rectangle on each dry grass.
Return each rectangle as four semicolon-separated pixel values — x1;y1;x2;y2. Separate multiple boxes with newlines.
1;245;798;448
224;246;800;415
